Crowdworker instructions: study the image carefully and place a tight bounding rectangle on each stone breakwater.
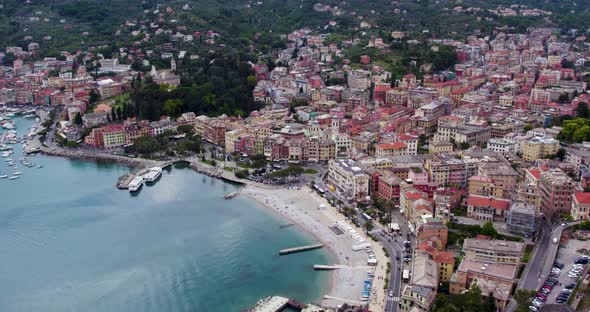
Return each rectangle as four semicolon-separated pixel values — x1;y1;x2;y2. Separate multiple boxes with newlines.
40;145;159;168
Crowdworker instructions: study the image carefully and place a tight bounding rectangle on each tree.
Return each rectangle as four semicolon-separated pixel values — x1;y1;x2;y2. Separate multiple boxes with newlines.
177;124;194;134
163;99;182;117
89;90;100;104
576;102;589;118
111;108;117;121
116;106;123;121
481;221;498;238
523;124;534;132
514;289;536;312
573;125;590;142
364;221;374;232
2;53;15;66
482;292;496;312
73;112;83;125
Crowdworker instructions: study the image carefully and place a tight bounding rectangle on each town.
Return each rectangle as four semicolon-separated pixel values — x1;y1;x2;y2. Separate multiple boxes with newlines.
2;2;590;312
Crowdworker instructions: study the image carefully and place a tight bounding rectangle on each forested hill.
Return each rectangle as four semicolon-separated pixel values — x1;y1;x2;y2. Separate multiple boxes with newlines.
2;0;590;58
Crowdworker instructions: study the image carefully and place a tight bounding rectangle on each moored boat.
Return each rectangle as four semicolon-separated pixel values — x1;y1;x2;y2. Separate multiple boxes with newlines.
128;176;144;192
143;167;162;183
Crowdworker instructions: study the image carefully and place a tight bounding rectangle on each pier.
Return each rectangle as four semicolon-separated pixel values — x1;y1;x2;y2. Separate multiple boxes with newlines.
279;243;324;255
313;265;337;270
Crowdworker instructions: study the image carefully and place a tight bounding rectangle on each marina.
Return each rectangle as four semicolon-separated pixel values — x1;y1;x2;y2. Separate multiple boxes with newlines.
0;108;45;183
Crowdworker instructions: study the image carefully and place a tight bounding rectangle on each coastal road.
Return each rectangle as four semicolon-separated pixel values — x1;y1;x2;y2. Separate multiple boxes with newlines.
317;179;410;312
370;209;412;312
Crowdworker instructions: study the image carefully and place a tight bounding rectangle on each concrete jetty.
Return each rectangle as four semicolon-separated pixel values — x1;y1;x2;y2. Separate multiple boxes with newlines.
313;265;337;270
279;243;324;255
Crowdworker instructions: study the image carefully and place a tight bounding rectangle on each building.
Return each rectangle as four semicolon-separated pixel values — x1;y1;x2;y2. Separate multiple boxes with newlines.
463;238;525;264
82;112;110;128
506;202;537;235
327;159;370;200
429;140;453;154
97;79;124;98
102;124;126;149
99;58;131;73
417;220;448;250
450;257;517;311
467;195;511;222
204;120;227;146
399;285;436;312
521;136;560;161
468;176;503;198
450;238;524;311
487;138;517;154
539;169;575;219
411;255;439;289
347;69;372;90
572;192;590;221
375;142;409;157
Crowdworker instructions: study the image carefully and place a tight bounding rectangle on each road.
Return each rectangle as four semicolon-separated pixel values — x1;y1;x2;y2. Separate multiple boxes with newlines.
370;209;412;312
315;178;408;312
519;220;584;291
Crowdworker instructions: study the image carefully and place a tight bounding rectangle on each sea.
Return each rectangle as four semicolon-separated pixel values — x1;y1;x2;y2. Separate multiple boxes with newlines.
0;116;331;312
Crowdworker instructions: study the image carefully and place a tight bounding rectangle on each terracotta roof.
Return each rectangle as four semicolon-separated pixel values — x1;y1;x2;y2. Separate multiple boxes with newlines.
397;134;418;141
467;195;511;210
433;251;454;264
377;142;407;150
574;192;590;205
527;169;541;180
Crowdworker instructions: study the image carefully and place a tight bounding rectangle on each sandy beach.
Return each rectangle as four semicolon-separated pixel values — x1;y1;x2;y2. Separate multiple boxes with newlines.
240;184;388;311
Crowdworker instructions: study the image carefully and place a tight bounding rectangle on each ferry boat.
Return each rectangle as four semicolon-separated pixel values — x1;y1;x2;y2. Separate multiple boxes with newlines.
128;176;144;192
143;167;162;183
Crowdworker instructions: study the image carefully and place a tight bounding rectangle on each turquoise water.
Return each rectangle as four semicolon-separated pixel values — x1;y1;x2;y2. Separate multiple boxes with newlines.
0;116;331;312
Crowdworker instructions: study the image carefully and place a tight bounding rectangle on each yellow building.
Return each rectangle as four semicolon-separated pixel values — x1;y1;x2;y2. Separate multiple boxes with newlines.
224;129;246;153
429;140;453;154
102;125;126;149
521;136;559;161
434;251;455;283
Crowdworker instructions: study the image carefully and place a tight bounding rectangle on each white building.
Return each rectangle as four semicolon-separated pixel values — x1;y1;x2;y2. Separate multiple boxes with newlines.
327;159;370;201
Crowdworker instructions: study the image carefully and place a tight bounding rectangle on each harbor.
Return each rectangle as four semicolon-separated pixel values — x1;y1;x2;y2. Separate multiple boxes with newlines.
0;127;331;311
0;107;45;182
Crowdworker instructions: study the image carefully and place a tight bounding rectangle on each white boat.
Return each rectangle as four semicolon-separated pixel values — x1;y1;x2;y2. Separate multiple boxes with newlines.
0;175;8;179
13;171;22;175
143;167;162;183
128;176;144;192
8;175;19;180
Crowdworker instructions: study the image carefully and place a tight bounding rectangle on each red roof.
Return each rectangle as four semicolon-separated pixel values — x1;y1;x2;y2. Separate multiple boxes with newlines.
467;195;510;210
433;251;454;264
377;142;407;150
397;133;418;141
574;192;590;205
527;169;541;180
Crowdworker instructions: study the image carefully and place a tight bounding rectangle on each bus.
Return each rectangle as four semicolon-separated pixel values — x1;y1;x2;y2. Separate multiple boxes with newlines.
361;213;372;222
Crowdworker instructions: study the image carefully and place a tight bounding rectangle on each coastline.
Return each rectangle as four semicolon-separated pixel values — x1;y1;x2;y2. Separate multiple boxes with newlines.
22;113;388;309
239;184;389;310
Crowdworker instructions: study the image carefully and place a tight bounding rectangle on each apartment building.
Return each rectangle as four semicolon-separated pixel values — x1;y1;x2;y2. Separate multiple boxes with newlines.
572;192;590;221
327;159;370;200
539;168;575;219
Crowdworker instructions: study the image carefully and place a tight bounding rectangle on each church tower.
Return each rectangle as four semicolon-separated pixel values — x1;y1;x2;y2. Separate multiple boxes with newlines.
171;58;177;72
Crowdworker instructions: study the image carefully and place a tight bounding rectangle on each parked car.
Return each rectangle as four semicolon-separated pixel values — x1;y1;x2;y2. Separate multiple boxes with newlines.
565;283;576;289
554;262;565;269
